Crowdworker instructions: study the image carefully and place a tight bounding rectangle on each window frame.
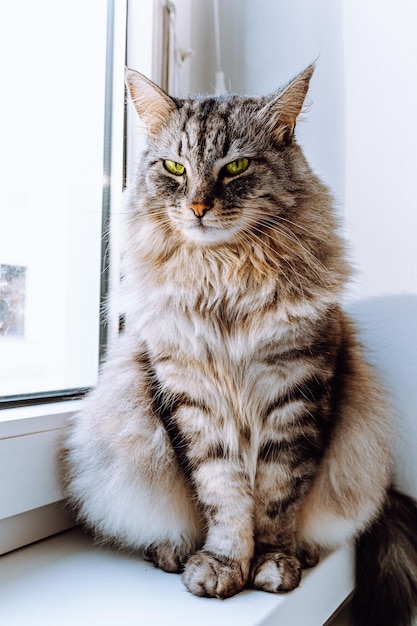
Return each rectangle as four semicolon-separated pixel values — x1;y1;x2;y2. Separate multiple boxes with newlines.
0;0;130;554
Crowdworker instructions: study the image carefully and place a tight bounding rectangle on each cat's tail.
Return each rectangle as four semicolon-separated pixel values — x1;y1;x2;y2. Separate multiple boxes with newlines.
351;487;417;626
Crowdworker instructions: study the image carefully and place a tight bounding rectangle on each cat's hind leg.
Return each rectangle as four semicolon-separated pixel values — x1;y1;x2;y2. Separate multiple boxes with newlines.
297;338;393;551
61;337;204;571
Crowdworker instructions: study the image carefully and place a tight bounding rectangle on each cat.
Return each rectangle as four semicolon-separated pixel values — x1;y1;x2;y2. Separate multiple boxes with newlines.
61;65;417;626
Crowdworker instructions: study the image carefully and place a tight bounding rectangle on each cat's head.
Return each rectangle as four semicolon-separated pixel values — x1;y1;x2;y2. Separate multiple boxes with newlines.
125;66;316;247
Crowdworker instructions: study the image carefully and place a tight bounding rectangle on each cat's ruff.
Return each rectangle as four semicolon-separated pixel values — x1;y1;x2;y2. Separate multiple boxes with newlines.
62;65;417;626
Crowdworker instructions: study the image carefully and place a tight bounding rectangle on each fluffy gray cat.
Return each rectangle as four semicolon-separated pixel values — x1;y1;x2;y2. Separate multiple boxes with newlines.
61;65;417;626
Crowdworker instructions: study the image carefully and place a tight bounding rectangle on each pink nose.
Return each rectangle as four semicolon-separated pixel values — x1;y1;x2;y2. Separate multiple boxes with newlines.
189;203;210;217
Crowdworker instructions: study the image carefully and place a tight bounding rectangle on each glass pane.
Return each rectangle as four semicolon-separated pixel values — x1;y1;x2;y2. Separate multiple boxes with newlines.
0;1;108;398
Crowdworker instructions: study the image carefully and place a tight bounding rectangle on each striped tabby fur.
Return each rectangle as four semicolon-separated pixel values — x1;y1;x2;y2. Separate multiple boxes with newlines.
62;66;417;624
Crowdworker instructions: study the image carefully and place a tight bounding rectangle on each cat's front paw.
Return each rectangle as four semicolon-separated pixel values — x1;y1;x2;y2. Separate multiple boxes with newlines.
250;552;301;593
144;541;189;573
182;551;248;598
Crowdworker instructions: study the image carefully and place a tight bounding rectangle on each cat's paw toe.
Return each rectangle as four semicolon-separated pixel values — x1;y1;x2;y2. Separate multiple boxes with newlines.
144;542;189;573
250;552;301;593
297;542;320;569
182;551;247;598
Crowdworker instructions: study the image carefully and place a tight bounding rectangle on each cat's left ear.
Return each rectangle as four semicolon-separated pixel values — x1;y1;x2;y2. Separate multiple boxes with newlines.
125;68;177;137
261;64;314;143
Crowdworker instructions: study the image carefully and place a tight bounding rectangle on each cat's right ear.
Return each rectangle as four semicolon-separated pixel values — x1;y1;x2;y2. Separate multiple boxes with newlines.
125;68;177;137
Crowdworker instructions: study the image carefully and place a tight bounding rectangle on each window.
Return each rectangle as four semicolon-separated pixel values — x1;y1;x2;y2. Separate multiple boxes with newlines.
0;0;127;553
0;0;110;402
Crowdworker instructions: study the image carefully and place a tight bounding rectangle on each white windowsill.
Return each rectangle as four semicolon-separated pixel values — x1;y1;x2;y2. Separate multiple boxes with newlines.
0;401;82;554
0;528;353;626
0;399;84;438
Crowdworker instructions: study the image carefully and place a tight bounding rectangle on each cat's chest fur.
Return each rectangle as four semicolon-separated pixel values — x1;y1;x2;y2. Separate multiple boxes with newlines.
133;270;328;488
131;260;326;414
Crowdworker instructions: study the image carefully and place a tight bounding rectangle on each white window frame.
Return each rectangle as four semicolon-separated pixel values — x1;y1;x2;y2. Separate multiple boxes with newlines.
0;0;129;555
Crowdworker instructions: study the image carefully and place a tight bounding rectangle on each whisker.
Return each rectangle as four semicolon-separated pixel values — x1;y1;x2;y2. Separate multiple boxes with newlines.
246;210;330;267
249;222;324;283
241;210;335;288
122;198;335;296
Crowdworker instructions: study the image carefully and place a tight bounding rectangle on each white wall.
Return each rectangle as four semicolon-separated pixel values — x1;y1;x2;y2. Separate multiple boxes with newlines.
189;0;345;201
187;0;417;498
342;0;417;497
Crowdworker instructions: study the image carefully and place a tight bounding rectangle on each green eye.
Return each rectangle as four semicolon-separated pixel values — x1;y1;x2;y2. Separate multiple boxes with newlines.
163;160;185;176
224;158;250;176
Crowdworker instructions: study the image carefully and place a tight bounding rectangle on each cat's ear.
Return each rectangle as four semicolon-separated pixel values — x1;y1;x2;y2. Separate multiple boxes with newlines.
262;64;314;143
125;68;177;137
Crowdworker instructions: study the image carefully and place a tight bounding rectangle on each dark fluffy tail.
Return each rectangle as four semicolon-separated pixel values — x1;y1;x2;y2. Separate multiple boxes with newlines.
351;487;417;626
